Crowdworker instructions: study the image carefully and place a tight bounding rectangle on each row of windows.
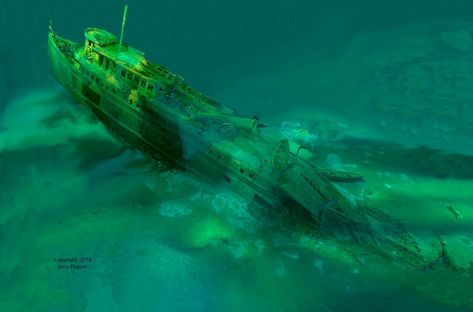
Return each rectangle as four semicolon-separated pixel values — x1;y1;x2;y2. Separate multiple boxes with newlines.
208;149;256;180
84;70;117;93
120;69;154;91
85;42;155;93
86;41;154;91
237;164;255;179
97;53;116;72
239;166;255;179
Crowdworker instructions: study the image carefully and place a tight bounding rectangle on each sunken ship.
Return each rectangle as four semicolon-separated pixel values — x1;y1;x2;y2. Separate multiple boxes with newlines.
48;6;438;268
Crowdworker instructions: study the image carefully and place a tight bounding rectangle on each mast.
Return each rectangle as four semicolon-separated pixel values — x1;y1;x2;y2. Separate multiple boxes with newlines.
118;5;128;50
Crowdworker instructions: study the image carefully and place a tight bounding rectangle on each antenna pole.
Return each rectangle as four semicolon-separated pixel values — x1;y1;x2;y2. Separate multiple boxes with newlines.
119;5;128;50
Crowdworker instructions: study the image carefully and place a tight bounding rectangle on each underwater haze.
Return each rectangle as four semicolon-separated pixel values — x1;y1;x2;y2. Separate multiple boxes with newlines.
1;0;473;311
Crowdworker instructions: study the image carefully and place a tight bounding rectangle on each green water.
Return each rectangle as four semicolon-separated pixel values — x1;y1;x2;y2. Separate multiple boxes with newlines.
1;1;473;311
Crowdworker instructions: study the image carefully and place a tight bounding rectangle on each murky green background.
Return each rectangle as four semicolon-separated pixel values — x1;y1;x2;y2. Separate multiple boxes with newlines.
1;1;473;311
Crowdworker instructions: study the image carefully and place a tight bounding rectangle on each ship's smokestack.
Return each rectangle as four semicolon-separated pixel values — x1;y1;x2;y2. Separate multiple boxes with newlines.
118;5;128;50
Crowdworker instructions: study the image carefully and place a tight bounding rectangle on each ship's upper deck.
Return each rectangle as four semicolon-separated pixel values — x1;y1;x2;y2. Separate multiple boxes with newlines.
85;28;117;47
84;27;174;84
81;27;231;116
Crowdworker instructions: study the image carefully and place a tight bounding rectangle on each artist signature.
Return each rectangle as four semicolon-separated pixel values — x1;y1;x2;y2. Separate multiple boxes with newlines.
53;257;93;270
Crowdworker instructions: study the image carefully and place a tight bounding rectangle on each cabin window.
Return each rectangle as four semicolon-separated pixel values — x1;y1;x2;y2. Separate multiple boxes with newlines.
141;80;146;88
99;54;104;66
147;84;154;91
223;175;231;183
121;70;126;77
127;72;133;80
239;168;245;174
105;59;110;70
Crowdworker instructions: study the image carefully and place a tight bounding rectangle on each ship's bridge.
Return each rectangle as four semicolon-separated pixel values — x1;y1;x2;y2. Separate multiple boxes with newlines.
82;27;159;99
82;27;191;100
85;28;118;48
83;27;154;79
